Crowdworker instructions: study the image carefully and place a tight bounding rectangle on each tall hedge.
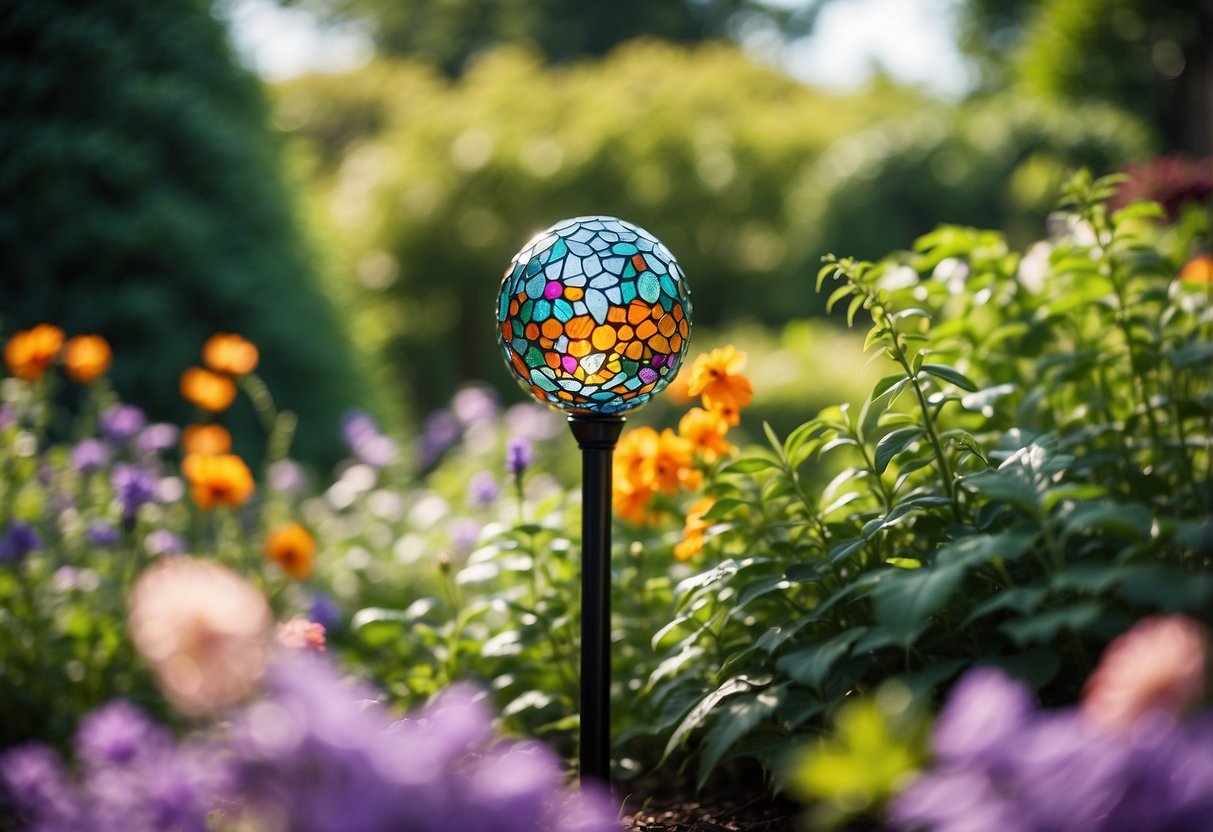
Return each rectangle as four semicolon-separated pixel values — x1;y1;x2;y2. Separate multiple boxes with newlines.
0;0;370;466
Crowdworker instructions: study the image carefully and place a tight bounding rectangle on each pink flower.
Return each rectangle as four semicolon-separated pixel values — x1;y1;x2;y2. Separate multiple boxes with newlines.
1082;614;1207;733
275;618;327;652
128;558;271;716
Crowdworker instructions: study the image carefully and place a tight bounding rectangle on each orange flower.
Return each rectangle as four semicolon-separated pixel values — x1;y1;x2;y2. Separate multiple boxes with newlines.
678;406;736;462
5;324;65;381
674;497;715;561
614;477;658;526
203;333;259;376
686;346;753;425
63;335;112;384
182;452;254;509
650;428;700;494
180;367;237;412
182;424;232;456
1179;254;1213;283
265;522;316;580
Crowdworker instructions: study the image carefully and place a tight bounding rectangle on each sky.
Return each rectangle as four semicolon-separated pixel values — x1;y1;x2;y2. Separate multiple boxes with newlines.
222;0;974;98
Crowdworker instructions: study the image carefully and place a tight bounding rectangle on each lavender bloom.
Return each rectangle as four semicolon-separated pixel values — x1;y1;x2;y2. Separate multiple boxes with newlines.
341;409;399;469
268;459;306;495
0;521;41;565
469;471;500;507
0;744;78;827
70;439;111;474
893;668;1213;832
451;385;499;426
308;593;342;630
418;409;460;467
100;404;147;444
145;529;186;557
76;702;169;768
86;521;121;548
111;464;156;529
134;423;180;456
506;437;532;477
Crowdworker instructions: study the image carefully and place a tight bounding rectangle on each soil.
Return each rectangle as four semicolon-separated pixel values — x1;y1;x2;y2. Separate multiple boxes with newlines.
621;793;800;831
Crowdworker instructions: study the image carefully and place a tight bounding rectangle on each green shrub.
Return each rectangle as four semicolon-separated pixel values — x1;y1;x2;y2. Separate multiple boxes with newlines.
636;172;1212;786
0;0;370;466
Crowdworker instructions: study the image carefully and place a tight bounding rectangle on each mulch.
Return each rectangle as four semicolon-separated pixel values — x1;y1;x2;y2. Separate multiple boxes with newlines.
621;793;800;831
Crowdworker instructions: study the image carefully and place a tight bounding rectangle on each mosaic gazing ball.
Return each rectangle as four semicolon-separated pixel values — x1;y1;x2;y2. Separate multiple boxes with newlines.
497;216;692;415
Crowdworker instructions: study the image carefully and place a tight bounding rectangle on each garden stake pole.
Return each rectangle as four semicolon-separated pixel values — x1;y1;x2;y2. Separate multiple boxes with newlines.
568;413;625;788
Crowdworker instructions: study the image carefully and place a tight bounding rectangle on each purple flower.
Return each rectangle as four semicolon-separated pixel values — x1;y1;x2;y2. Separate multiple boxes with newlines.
506;437;532;477
469;471;500;507
931;666;1035;767
76;701;169;768
70;439;111;474
100;404;147;443
135;423;180;455
452;385;499;426
86;521;120;548
451;518;481;553
145;529;186;557
418;409;460;466
111;464;156;529
0;521;41;565
308;593;342;630
340;409;398;469
269;459;306;495
0;405;14;430
0;743;77;826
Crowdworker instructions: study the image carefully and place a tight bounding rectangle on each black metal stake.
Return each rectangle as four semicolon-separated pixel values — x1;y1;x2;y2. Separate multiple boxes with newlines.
567;413;625;787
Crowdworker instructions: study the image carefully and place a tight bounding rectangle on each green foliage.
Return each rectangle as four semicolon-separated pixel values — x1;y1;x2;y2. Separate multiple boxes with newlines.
277;44;928;414
624;175;1212;787
0;0;371;466
790;94;1155;264
293;0;822;75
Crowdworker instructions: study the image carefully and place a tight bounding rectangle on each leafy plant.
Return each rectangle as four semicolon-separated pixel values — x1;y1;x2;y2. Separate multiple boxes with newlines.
634;171;1212;787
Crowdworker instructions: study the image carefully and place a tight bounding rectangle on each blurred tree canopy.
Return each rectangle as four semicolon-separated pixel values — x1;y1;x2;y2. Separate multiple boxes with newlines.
289;0;823;76
275;43;1153;416
0;0;372;466
960;0;1211;153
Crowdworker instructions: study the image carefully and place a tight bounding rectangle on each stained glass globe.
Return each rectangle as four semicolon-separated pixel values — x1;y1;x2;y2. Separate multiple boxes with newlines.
497;216;692;415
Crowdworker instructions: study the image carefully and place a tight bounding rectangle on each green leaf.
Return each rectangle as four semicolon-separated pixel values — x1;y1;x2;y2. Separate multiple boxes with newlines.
999;603;1102;646
960;384;1016;413
919;363;978;392
786;563;824;583
826;283;854;312
1042;484;1109;513
829;538;866;564
935;529;1038;568
1118;565;1213;612
888;658;967;700
696;687;787;789
776;629;867;688
719;456;780;475
1062;500;1151;541
978;649;1061;688
871;563;966;636
645;646;706;691
1111;200;1164;222
701;498;747;522
847;294;866;327
964;586;1047;625
661;675;770;764
874;427;924;474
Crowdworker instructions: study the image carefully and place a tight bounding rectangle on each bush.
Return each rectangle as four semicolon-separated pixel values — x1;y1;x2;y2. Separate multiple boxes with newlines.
0;0;371;466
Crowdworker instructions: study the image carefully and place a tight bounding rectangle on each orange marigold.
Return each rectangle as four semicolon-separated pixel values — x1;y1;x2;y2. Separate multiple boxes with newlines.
265;522;316;580
63;335;112;384
182;424;233;456
678;406;736;462
673;497;715;561
686;346;753;425
5;324;65;381
203;333;259;376
1179;254;1213;283
650;428;700;494
614;477;658;526
182;452;254;509
180;367;237;412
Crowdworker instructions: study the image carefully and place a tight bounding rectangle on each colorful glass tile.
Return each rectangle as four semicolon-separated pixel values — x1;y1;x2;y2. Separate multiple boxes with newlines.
497;216;692;415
